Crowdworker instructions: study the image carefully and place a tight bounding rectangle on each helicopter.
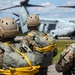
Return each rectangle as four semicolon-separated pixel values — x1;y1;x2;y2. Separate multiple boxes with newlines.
0;0;75;39
0;0;44;33
39;18;75;39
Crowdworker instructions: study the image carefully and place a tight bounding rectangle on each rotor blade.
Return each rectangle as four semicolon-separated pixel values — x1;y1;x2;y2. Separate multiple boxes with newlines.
26;4;44;7
0;5;21;11
58;6;75;8
24;0;29;4
20;0;29;6
16;19;19;22
13;13;19;17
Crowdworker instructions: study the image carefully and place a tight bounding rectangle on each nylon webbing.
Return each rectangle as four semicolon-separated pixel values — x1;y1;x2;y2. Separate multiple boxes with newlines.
27;33;56;52
3;42;32;68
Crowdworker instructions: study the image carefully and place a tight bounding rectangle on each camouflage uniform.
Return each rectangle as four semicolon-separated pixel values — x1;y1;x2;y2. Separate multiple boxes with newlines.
23;30;57;75
1;41;36;69
22;14;58;75
55;43;75;75
0;18;39;75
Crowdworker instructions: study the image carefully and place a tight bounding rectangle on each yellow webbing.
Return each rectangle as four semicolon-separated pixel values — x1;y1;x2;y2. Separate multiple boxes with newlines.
27;33;56;52
0;66;40;75
0;42;40;75
8;43;32;68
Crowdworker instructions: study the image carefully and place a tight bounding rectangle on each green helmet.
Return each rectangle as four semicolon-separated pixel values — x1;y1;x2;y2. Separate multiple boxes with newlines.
0;18;19;38
26;14;40;27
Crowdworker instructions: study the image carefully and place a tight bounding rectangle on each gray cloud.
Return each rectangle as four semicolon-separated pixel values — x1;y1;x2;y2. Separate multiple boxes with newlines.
0;0;13;8
65;0;75;5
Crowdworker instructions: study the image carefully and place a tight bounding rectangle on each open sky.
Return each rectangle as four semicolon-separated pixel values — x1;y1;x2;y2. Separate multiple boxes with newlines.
0;0;75;19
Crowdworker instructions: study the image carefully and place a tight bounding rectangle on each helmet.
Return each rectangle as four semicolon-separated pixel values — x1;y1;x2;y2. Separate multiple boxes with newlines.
26;14;40;27
0;18;19;38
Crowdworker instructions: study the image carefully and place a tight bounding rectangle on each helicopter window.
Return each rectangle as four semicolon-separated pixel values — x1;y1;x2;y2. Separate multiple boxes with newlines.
6;22;8;25
44;24;47;26
52;32;54;34
43;24;47;31
47;24;56;33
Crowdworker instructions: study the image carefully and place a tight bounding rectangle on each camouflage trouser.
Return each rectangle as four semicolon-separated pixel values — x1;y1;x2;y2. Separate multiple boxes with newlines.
35;67;48;75
72;70;75;75
62;69;72;75
63;71;75;75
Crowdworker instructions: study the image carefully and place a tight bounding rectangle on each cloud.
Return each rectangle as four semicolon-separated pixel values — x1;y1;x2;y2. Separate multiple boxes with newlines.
55;0;75;18
48;14;60;18
28;1;70;18
41;2;50;6
12;1;20;5
0;0;13;8
13;1;20;5
28;2;56;14
67;0;75;5
37;2;56;12
0;0;21;8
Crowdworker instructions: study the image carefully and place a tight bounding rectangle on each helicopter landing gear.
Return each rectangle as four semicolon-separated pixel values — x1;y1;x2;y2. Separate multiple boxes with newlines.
54;35;58;39
70;35;75;39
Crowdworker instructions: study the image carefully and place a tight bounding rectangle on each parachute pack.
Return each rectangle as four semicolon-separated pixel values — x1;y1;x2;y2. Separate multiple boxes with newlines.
23;30;57;67
0;41;40;75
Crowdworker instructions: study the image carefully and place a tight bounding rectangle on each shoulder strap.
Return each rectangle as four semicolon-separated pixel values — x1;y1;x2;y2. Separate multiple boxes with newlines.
7;42;33;68
0;42;12;52
27;32;56;52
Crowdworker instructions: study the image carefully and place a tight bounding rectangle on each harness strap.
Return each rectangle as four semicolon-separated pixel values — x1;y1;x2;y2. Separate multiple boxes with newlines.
3;42;32;68
0;66;40;75
0;42;40;75
27;33;56;52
